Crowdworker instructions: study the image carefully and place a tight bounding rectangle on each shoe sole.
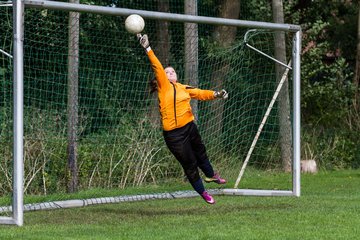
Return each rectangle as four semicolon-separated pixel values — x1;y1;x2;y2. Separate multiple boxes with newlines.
204;178;226;184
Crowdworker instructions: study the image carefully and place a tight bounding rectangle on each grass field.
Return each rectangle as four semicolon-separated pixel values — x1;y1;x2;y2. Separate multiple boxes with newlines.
0;170;359;240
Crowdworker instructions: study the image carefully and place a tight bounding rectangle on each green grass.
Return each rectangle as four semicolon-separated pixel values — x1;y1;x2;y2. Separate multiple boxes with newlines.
1;170;359;240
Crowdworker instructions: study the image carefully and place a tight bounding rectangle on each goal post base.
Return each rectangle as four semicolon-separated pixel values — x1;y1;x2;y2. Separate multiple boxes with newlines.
0;217;18;225
0;188;296;215
223;189;295;197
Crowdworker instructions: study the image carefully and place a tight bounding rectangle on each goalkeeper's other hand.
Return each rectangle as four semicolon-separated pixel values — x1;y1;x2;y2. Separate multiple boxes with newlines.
138;34;150;49
214;89;228;99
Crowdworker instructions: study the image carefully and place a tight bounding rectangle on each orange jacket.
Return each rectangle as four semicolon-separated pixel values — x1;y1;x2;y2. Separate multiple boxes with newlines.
147;49;216;131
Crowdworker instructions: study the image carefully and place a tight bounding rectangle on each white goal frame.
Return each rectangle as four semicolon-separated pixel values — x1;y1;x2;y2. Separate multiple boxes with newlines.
1;0;301;226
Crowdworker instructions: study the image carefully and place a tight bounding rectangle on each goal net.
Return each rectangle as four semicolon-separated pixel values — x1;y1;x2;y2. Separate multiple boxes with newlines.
0;0;301;226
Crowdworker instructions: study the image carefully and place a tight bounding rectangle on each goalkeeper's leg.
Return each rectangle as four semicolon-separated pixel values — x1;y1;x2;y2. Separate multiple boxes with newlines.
189;123;227;184
163;125;216;204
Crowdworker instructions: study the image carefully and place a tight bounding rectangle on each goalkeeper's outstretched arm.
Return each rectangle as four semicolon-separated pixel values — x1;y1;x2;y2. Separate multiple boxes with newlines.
137;34;171;92
137;33;228;100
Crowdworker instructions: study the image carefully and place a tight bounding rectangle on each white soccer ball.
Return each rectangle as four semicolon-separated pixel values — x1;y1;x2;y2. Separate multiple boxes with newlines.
125;14;145;34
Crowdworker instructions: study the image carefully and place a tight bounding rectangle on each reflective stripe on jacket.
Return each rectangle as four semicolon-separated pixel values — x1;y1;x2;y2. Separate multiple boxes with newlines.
147;49;215;131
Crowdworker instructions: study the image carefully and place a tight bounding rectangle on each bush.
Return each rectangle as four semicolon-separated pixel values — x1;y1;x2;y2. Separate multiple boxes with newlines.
302;127;360;170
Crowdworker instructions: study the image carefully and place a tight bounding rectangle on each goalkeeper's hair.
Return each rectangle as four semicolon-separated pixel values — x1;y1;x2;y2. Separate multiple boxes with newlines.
149;64;173;94
149;78;157;94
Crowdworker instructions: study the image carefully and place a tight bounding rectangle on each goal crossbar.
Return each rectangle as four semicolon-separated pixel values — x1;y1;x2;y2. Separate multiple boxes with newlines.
23;0;301;32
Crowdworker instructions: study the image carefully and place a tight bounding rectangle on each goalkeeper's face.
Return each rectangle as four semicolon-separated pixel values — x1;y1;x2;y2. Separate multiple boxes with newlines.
165;67;177;83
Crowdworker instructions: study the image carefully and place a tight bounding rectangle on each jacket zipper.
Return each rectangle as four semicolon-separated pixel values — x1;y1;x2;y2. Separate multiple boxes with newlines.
171;83;177;126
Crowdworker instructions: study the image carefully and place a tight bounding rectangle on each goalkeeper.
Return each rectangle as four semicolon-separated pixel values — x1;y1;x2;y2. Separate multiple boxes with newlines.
139;34;227;204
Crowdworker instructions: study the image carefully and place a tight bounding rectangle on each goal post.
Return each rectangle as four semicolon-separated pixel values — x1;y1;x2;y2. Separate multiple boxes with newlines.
0;0;24;226
0;0;301;226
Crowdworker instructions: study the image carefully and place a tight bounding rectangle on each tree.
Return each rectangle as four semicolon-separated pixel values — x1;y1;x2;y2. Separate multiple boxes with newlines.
67;0;80;192
204;0;240;135
272;0;292;172
154;0;171;66
184;0;199;119
354;0;360;110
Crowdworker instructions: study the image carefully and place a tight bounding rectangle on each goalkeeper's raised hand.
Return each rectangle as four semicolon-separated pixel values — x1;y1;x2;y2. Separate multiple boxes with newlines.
214;89;228;99
137;33;151;51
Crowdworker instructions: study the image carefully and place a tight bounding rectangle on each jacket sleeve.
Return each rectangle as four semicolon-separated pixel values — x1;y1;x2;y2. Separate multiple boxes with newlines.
185;86;216;101
146;49;171;91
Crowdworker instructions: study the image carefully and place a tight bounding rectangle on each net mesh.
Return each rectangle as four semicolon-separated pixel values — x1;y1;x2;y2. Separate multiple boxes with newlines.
0;3;294;214
0;4;13;217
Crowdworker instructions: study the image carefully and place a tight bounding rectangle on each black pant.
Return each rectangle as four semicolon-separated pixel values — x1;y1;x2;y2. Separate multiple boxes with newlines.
163;121;214;184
